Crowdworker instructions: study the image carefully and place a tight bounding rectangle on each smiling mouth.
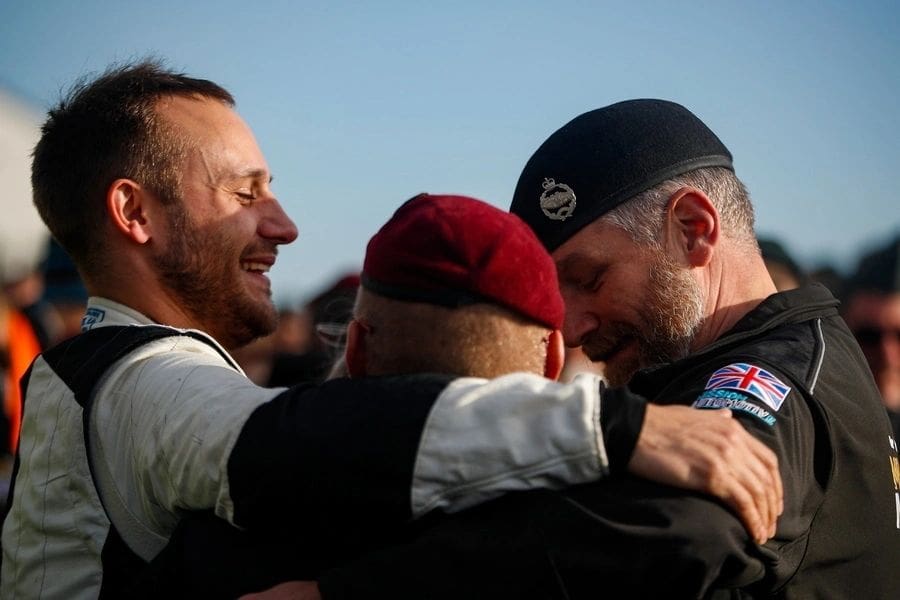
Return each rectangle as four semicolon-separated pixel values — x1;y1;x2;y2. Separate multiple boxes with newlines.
241;261;271;274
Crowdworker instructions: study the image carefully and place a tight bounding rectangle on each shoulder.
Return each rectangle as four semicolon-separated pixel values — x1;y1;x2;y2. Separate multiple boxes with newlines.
92;326;279;420
730;320;824;390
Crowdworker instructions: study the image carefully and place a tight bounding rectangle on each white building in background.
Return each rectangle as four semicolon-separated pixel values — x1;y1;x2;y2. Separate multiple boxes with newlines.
0;89;48;286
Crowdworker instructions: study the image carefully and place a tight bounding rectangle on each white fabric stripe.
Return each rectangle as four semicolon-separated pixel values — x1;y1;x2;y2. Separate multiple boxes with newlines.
411;372;606;517
895;493;899;529
809;318;826;393
1;359;110;599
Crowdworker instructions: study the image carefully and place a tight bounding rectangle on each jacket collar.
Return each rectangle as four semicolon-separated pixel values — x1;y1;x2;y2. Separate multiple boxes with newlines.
631;283;838;387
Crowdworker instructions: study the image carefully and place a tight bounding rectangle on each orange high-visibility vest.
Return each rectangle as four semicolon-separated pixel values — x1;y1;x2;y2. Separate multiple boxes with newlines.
4;310;42;453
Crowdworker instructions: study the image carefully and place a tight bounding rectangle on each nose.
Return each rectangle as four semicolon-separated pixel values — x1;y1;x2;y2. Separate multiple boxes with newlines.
259;196;299;244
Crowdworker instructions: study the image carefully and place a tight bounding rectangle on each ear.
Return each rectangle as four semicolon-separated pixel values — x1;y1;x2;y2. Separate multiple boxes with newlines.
345;319;368;378
106;178;154;244
543;329;565;380
664;188;719;268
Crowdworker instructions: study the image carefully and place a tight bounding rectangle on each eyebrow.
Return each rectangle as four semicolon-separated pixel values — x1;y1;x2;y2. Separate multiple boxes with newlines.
231;168;274;183
555;253;610;285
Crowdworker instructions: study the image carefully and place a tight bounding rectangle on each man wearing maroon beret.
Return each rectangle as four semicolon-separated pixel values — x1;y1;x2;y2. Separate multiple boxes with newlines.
297;101;900;599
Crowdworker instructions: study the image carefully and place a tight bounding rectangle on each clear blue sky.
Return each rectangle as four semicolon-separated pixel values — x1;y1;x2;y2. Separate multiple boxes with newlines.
2;0;898;305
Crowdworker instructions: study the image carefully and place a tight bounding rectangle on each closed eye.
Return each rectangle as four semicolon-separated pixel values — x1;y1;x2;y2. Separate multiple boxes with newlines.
235;190;257;203
582;274;601;292
580;266;606;292
556;254;607;294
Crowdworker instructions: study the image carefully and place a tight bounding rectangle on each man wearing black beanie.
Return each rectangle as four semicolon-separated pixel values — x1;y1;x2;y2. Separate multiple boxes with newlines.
507;99;898;597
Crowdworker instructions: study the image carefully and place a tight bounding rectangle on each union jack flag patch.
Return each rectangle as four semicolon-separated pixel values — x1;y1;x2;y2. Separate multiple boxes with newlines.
704;363;791;412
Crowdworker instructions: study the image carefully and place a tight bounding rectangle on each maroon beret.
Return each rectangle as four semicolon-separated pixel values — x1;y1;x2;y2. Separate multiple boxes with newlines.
362;193;564;330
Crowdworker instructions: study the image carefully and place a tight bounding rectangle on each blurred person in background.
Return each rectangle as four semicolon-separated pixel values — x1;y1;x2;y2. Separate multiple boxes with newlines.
0;206;47;506
0;288;42;506
807;263;846;299
232;273;359;387
841;234;900;438
233;273;361;386
269;273;360;386
3;264;52;350
271;305;314;357
758;236;806;292
39;238;89;344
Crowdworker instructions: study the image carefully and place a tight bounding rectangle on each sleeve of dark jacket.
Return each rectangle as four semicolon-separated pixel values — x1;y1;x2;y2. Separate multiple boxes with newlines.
316;478;765;599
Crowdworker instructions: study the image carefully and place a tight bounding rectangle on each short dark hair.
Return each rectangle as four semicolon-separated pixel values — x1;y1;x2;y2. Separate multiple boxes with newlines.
31;58;234;268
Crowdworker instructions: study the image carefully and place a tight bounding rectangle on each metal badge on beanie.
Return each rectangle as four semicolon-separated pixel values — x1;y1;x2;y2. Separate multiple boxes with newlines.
539;178;576;221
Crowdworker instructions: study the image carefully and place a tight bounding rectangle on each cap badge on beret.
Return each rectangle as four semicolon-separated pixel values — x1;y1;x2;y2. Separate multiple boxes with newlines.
539;178;576;221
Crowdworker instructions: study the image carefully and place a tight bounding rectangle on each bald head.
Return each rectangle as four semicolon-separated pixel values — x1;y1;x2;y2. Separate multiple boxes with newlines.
351;288;553;379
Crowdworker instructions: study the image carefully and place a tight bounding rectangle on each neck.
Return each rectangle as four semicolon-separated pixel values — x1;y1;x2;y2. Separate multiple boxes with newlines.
86;258;206;334
691;243;778;351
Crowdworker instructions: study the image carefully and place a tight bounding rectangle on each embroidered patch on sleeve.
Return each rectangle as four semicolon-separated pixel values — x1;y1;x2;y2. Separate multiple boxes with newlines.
693;390;776;426
703;362;791;411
